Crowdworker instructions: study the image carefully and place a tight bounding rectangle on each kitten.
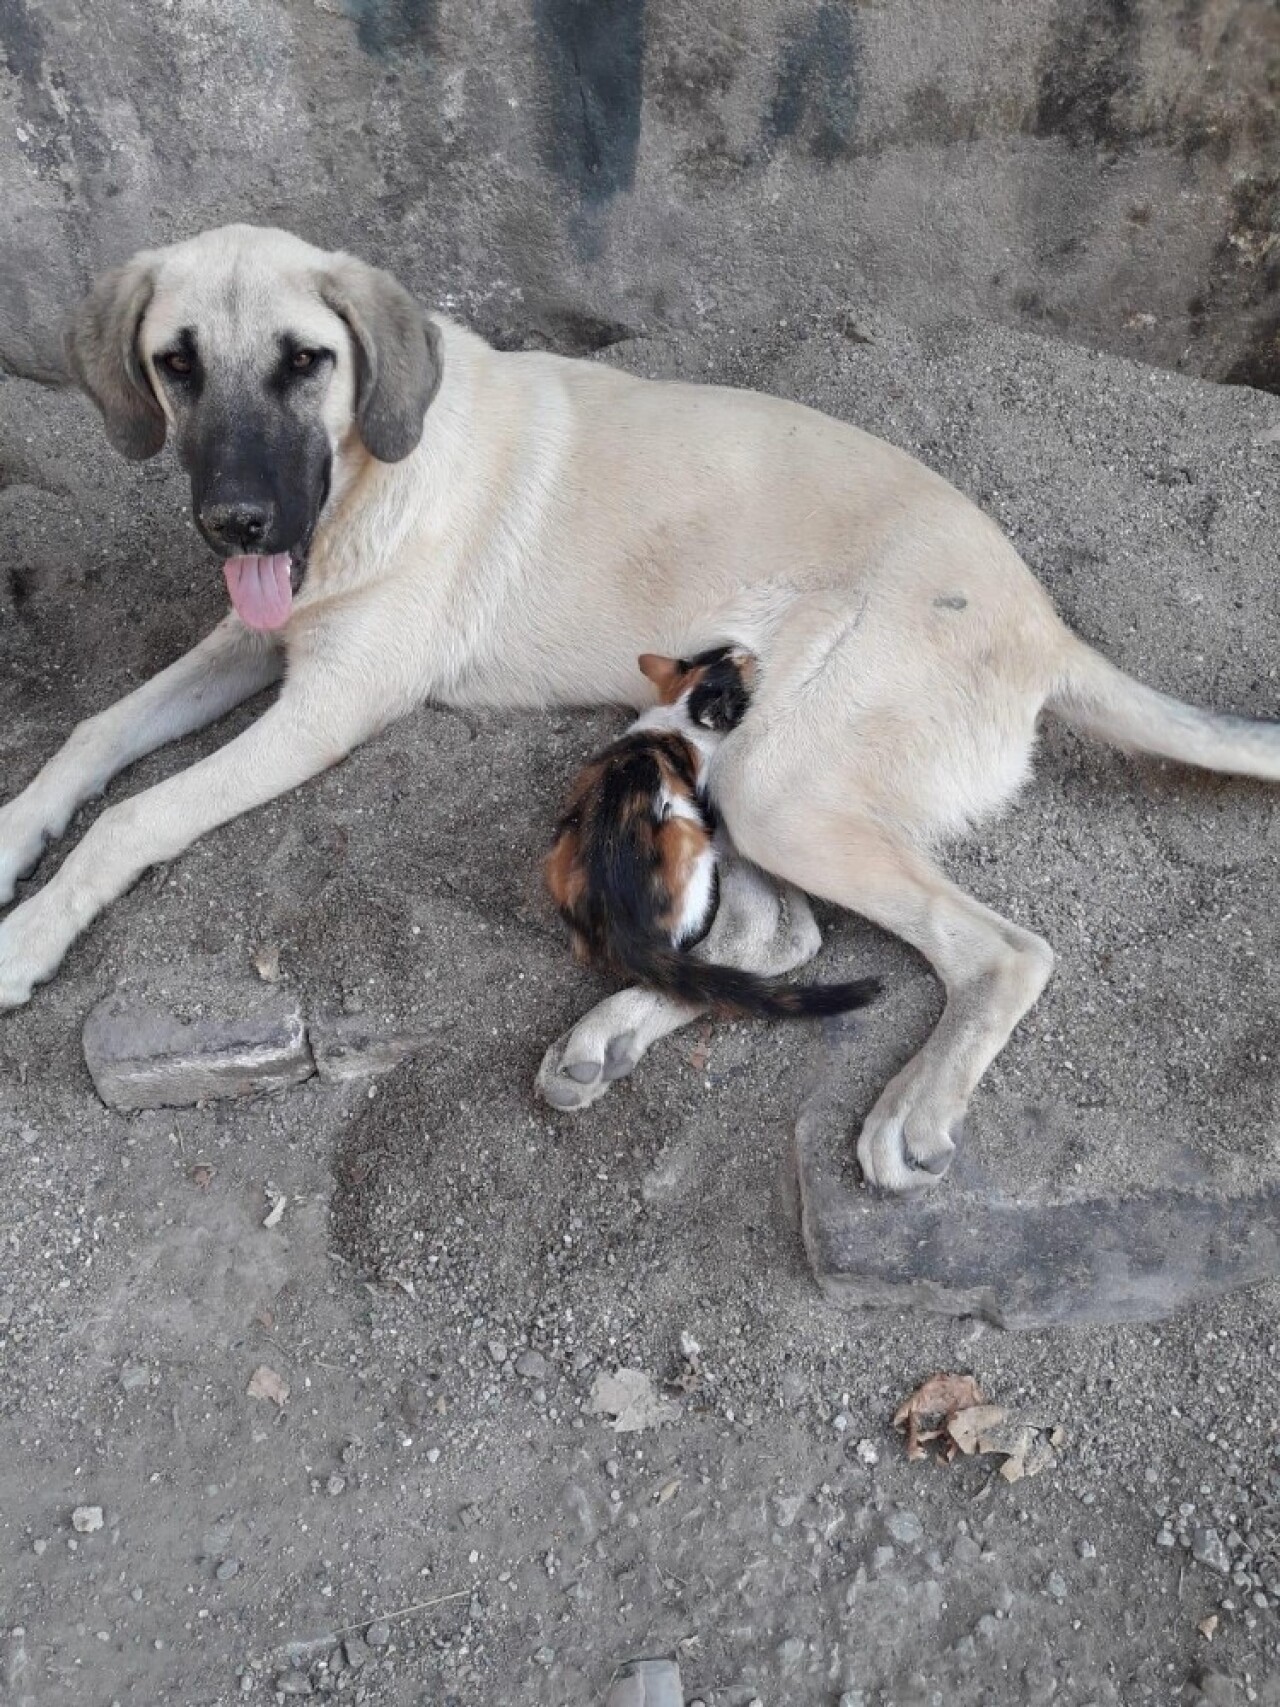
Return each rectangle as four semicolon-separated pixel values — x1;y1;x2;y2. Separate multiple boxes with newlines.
545;646;881;1020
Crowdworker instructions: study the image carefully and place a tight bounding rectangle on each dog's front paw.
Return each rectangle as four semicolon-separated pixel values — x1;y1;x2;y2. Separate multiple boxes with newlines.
0;903;61;1009
0;798;58;908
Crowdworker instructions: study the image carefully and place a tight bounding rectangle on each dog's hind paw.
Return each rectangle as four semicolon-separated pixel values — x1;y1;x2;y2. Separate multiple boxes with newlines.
856;1097;962;1192
537;1024;644;1111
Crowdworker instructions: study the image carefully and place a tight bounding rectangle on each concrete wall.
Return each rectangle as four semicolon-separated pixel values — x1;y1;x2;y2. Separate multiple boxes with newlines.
2;0;1278;388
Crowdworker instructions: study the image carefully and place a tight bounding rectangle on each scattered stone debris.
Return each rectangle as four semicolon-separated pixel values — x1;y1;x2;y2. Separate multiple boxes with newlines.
671;1333;704;1396
251;942;282;983
246;1365;290;1408
588;1369;681;1433
1192;1527;1232;1577
893;1373;1062;1481
71;1505;104;1533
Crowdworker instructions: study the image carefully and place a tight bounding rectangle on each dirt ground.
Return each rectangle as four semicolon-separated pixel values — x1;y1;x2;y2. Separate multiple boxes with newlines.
1;308;1278;1707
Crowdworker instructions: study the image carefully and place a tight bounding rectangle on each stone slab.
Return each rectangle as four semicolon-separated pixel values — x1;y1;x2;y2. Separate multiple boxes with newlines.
82;993;314;1111
795;1084;1280;1331
308;1013;438;1084
605;1660;684;1707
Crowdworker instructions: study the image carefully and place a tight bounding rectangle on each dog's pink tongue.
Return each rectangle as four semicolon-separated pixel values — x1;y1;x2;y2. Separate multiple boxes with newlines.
223;553;293;631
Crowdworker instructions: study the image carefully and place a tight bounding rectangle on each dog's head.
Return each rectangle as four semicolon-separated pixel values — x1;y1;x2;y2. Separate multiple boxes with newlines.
65;225;441;630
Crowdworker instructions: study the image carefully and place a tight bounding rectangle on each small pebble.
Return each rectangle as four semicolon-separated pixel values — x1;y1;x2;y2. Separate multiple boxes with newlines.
1193;1527;1232;1576
366;1622;390;1648
887;1510;923;1546
71;1506;104;1534
487;1340;508;1366
326;1475;346;1498
515;1350;547;1381
215;1558;241;1582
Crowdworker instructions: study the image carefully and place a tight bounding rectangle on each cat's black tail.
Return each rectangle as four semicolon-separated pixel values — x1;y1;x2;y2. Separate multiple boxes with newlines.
614;934;881;1021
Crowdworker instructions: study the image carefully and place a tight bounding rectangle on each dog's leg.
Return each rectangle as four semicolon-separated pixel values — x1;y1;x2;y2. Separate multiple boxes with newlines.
0;660;380;1008
537;860;821;1111
737;816;1054;1191
0;617;281;903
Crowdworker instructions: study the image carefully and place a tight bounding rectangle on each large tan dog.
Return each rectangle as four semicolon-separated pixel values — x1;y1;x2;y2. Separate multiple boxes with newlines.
3;226;1276;1190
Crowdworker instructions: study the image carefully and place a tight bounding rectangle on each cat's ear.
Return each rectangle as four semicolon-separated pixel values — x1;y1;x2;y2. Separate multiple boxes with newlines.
730;648;758;687
638;653;683;700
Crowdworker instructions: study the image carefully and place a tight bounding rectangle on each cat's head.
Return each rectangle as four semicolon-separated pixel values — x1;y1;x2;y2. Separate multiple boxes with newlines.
637;646;757;733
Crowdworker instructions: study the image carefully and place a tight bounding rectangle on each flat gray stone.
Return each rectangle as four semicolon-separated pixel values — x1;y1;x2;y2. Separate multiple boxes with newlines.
605;1659;684;1707
308;1013;437;1084
795;1078;1280;1330
83;993;313;1111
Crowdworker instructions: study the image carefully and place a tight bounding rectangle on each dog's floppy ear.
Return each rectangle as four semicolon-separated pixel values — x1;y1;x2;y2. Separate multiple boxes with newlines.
65;255;166;461
321;256;442;463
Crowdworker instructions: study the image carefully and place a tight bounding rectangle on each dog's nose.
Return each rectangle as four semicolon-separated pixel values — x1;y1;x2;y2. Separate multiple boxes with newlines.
200;500;275;553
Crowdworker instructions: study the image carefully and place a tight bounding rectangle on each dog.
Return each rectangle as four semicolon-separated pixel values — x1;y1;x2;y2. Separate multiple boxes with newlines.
1;225;1275;1192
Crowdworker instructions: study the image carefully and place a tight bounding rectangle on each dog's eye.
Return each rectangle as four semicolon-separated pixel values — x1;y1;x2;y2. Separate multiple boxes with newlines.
290;348;319;372
160;351;193;377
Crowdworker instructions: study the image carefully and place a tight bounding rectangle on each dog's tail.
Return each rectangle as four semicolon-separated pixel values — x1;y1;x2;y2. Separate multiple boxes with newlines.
1047;635;1280;781
612;931;881;1021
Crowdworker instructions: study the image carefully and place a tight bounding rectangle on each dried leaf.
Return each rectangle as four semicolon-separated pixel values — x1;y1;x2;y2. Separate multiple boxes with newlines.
946;1404;1008;1456
893;1373;986;1461
688;1021;714;1073
246;1364;289;1407
190;1164;215;1190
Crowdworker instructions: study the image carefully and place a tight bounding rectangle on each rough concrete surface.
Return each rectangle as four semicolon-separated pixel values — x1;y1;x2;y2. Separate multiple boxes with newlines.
0;307;1279;1705
2;0;1280;392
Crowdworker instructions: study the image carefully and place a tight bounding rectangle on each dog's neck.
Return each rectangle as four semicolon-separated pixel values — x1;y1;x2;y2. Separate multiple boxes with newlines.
295;317;478;616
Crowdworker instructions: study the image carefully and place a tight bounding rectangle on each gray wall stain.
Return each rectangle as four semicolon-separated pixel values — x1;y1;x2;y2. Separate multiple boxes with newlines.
345;0;438;57
767;1;862;164
1032;0;1140;148
533;0;647;203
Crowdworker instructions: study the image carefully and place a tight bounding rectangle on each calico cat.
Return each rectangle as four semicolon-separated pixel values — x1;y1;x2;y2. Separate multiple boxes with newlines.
545;646;882;1019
